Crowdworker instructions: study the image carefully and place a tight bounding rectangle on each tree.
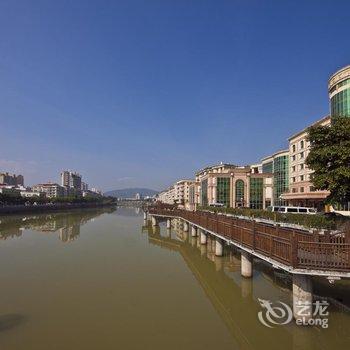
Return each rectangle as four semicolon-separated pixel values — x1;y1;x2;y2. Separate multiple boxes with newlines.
306;116;350;204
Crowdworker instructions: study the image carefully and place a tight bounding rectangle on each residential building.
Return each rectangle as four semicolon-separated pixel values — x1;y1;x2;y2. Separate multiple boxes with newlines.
261;150;289;206
82;190;103;198
157;186;175;205
281;115;331;208
91;188;102;195
61;171;82;190
32;183;65;198
0;173;24;186
188;181;200;211
174;179;195;207
20;190;46;198
329;65;350;117
196;163;273;209
81;182;89;191
0;185;21;197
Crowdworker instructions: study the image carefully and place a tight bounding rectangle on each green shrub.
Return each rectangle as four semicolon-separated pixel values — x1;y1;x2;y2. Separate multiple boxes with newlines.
197;206;340;230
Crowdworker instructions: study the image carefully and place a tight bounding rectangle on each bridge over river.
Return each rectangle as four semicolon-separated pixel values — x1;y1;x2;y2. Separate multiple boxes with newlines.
146;206;350;321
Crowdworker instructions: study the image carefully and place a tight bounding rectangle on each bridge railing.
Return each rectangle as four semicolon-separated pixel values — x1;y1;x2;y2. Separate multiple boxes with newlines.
147;207;350;272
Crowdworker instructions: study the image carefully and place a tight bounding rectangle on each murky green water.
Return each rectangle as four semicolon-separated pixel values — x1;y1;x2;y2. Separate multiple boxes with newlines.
0;207;349;349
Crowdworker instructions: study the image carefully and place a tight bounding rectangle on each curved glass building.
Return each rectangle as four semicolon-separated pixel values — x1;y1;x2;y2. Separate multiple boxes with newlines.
329;65;350;117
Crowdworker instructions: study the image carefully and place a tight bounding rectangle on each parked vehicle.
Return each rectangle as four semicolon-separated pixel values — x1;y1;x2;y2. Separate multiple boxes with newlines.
209;203;225;208
266;206;281;212
277;206;317;215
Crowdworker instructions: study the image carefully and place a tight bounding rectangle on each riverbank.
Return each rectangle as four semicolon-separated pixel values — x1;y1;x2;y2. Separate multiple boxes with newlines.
0;201;116;216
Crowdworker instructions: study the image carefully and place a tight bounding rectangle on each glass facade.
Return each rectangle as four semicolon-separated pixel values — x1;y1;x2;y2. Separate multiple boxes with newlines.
216;177;230;207
189;185;195;205
331;86;350;117
273;155;289;206
249;178;264;209
235;180;245;207
201;179;208;206
262;161;273;174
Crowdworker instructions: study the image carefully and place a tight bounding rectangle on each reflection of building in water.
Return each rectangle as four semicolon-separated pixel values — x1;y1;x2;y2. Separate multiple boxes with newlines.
144;223;349;350
0;207;116;242
59;224;80;243
0;227;22;240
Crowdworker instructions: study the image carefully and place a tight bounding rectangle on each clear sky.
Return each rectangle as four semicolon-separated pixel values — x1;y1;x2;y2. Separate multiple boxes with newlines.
1;0;349;191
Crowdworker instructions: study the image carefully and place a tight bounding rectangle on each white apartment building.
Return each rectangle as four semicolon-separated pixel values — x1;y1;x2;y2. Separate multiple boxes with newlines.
174;179;194;207
32;183;66;198
157;186;175;204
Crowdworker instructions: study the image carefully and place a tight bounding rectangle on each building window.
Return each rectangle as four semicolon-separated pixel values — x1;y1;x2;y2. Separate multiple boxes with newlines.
292;144;296;153
292;166;296;172
300;140;304;149
273;155;289;206
235;180;245;207
292;155;296;162
292;188;297;193
300;187;304;193
300;152;304;159
201;179;208;206
299;164;304;170
262;161;273;173
249;178;263;209
216;177;230;207
300;175;304;181
310;186;315;192
292;177;296;183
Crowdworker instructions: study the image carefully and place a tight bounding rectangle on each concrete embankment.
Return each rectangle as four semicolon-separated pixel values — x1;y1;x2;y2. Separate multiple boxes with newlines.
0;202;116;216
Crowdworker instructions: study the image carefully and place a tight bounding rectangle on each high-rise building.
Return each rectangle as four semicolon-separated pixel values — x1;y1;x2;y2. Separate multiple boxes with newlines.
81;182;88;191
329;65;350;117
0;172;24;186
61;171;82;190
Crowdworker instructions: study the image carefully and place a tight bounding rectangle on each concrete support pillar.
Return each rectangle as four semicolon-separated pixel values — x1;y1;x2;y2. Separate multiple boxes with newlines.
200;230;207;245
241;278;253;299
241;251;253;278
143;212;148;220
215;238;223;257
183;221;189;232
191;225;197;237
214;256;223;271
292;274;313;322
200;244;207;257
151;216;158;227
166;219;171;229
183;231;188;242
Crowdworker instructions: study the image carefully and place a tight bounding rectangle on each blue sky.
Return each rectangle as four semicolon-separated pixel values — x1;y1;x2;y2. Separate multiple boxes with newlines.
0;0;349;191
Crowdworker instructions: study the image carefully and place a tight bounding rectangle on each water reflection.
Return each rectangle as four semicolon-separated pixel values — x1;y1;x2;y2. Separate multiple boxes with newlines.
143;218;350;350
0;206;116;242
0;208;348;349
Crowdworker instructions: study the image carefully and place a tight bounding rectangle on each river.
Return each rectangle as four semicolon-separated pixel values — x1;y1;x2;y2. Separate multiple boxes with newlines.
0;207;348;349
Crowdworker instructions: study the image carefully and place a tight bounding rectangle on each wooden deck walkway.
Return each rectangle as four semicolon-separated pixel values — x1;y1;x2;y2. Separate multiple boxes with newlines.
148;207;350;278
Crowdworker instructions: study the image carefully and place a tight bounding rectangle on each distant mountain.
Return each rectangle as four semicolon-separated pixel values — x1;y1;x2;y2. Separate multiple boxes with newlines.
104;188;158;199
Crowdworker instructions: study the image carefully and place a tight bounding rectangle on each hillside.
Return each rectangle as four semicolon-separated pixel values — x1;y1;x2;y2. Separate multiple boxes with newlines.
104;188;158;199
